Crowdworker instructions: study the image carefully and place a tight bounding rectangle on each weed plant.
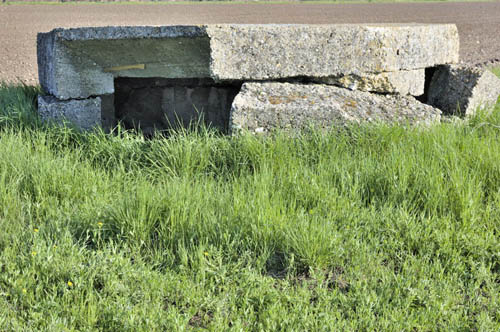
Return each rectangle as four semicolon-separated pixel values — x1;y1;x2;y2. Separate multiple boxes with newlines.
490;66;500;79
0;82;499;330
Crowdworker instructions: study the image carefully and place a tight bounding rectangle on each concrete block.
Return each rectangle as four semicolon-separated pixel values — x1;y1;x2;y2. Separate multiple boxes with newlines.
427;65;500;116
230;82;441;134
37;24;459;100
37;95;103;130
315;69;425;96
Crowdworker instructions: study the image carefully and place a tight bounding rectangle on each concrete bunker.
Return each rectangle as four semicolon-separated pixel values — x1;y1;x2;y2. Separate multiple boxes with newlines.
39;24;486;133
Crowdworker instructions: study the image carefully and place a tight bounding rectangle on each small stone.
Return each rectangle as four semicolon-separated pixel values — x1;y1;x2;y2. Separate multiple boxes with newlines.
255;127;265;134
427;65;500;116
230;82;441;134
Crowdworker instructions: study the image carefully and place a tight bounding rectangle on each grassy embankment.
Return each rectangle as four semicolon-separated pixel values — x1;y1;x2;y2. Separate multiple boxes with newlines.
0;74;499;330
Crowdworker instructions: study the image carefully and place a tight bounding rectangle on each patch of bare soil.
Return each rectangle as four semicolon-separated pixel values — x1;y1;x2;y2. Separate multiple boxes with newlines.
1;2;499;84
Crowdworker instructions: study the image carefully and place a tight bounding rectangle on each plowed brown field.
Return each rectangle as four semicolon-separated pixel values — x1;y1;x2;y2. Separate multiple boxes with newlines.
1;2;499;84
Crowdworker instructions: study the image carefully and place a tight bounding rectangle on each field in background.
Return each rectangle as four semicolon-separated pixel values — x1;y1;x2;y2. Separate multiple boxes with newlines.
0;75;499;330
2;0;497;4
3;2;500;85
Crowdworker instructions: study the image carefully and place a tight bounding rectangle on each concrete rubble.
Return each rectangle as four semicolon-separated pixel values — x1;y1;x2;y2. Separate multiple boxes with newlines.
35;23;496;133
427;65;500;116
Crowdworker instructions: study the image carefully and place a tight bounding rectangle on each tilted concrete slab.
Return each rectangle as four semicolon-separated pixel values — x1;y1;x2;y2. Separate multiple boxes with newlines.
230;82;441;134
37;24;459;100
315;69;425;96
427;65;500;116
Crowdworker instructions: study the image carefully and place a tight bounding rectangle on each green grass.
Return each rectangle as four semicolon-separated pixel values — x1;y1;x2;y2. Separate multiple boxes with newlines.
0;82;500;330
490;66;500;78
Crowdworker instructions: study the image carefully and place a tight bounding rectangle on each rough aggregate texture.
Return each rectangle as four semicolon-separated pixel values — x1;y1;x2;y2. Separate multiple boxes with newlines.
315;69;425;96
37;33;114;100
230;82;441;134
37;95;102;130
427;65;500;116
207;24;458;80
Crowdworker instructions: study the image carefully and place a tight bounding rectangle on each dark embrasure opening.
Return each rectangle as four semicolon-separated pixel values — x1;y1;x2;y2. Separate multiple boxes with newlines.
113;77;241;135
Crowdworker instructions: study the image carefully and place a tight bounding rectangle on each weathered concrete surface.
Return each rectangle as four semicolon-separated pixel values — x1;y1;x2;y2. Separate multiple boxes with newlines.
209;24;458;81
37;24;459;100
38;95;103;130
427;65;500;116
230;82;441;134
315;69;425;95
114;78;240;134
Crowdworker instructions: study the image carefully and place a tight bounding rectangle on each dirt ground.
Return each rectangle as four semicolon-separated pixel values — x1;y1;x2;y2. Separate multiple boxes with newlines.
1;2;499;85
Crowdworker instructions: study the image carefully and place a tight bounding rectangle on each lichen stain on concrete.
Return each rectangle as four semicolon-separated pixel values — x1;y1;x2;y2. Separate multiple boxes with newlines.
268;94;307;105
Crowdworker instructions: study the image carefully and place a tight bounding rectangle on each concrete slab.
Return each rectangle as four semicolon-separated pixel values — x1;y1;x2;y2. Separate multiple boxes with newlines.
230;82;441;134
209;24;458;81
